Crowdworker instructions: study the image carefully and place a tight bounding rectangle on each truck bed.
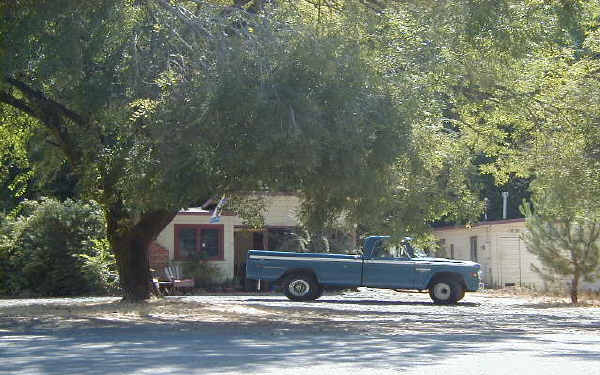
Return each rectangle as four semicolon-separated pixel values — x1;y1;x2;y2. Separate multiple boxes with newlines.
247;250;363;287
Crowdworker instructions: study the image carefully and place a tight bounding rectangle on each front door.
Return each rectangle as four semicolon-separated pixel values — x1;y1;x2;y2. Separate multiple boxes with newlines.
234;231;264;290
362;240;416;289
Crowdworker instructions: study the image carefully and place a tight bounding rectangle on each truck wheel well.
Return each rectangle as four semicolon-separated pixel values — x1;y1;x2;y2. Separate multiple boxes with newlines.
428;272;466;289
278;269;318;283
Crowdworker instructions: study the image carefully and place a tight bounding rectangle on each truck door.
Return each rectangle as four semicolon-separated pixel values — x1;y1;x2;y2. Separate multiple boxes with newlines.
362;239;416;289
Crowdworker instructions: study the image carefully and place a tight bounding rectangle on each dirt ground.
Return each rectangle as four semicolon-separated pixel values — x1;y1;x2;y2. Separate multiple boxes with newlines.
0;288;598;332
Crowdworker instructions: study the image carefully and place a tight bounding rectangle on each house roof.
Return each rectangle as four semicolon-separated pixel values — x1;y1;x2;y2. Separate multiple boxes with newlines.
179;207;210;213
433;218;525;231
178;207;236;216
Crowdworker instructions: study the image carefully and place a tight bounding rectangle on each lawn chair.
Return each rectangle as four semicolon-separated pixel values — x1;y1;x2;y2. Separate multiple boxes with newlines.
164;264;195;294
151;268;173;296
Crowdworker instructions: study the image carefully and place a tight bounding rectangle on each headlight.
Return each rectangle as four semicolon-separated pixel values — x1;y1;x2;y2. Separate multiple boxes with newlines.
470;271;480;278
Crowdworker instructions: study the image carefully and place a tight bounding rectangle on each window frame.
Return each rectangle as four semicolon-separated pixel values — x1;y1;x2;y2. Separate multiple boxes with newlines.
174;224;225;261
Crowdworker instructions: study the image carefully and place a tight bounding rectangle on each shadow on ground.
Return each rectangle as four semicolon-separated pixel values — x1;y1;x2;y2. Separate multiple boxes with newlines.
0;322;538;375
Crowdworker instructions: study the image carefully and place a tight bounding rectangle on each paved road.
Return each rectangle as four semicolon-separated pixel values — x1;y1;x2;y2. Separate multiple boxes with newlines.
1;289;599;375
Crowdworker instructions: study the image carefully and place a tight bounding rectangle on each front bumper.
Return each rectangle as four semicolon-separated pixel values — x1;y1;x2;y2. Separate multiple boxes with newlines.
465;271;481;291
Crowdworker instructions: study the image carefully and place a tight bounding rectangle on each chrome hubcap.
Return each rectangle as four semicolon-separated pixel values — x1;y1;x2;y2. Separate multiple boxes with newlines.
433;282;451;300
288;279;310;297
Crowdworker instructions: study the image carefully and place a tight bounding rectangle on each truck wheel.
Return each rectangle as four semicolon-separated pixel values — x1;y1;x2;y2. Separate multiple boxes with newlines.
282;274;321;301
429;279;463;305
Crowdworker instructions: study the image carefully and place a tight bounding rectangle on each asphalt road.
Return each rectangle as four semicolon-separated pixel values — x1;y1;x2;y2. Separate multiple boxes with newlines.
1;289;599;375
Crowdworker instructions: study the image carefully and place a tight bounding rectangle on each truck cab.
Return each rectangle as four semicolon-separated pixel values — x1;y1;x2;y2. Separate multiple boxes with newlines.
362;236;480;294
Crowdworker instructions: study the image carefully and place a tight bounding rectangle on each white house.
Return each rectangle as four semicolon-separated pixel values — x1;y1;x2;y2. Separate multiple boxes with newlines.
433;219;600;291
150;194;304;281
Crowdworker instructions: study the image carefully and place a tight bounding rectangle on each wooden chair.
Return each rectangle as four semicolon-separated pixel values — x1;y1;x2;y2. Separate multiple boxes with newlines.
164;264;195;294
151;268;173;296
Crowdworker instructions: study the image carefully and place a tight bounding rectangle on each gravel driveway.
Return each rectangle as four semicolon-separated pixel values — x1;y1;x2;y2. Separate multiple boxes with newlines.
1;289;599;375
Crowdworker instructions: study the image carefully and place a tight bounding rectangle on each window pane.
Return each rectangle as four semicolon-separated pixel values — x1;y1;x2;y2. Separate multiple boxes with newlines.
179;228;197;258
201;229;220;258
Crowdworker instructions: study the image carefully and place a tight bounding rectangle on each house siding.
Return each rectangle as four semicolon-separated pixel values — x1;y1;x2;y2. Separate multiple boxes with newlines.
263;195;302;227
434;220;600;291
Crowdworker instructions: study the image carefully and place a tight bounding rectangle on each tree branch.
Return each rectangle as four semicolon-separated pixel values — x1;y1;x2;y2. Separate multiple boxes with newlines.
359;0;385;13
154;0;213;38
45;139;62;148
233;0;253;8
2;77;85;167
0;90;37;118
304;0;343;12
4;77;87;126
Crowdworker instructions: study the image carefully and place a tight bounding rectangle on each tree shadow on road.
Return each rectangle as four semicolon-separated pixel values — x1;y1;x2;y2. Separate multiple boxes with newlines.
0;323;546;375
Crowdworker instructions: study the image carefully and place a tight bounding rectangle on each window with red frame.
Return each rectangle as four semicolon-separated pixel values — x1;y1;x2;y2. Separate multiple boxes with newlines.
174;224;224;260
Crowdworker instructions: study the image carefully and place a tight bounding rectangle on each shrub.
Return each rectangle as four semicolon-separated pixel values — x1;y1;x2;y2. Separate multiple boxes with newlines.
180;259;221;288
0;198;107;296
0;214;13;295
77;238;120;295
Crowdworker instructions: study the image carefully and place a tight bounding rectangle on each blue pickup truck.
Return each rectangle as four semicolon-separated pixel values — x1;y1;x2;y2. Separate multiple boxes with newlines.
246;236;481;304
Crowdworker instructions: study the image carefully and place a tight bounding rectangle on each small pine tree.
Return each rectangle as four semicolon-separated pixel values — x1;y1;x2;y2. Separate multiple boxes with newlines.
521;203;600;304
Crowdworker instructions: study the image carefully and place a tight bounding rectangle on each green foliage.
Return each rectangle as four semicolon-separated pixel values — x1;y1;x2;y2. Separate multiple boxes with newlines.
0;104;34;211
225;195;266;230
0;1;409;216
0;215;11;295
0;198;107;296
77;239;120;295
180;260;221;288
358;0;600;230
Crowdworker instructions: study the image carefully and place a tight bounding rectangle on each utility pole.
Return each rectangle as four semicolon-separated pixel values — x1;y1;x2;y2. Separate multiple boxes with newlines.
502;192;509;219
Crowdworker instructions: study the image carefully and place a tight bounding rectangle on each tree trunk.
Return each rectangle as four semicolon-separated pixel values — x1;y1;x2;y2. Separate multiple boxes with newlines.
111;230;154;301
106;202;177;302
570;272;579;305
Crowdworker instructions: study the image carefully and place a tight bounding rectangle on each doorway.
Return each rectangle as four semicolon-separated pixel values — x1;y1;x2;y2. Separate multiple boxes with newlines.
234;230;264;289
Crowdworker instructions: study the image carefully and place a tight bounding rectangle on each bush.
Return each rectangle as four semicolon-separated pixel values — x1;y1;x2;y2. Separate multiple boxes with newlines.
77;238;120;295
0;214;13;295
0;198;109;296
180;260;221;288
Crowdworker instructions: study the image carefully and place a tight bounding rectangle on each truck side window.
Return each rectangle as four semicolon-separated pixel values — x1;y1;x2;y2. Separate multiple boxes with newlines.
374;243;404;258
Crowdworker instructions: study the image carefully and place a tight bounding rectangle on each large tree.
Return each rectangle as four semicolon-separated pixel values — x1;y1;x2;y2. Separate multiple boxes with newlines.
0;1;407;300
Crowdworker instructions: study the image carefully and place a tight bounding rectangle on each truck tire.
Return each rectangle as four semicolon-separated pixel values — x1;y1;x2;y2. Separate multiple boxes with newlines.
282;273;322;301
429;279;464;305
